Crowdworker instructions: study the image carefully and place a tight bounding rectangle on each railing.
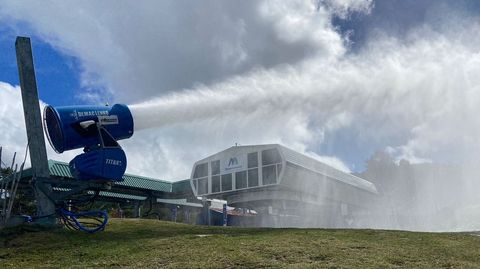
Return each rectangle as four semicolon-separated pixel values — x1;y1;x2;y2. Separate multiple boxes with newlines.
0;145;28;227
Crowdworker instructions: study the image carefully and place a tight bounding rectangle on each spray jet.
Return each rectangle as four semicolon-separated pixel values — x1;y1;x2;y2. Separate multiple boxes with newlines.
43;104;134;181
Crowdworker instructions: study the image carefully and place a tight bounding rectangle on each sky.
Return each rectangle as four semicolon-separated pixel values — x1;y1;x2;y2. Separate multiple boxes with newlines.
0;0;479;180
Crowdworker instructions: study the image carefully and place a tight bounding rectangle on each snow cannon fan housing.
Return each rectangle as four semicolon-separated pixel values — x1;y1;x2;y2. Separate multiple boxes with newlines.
43;104;134;181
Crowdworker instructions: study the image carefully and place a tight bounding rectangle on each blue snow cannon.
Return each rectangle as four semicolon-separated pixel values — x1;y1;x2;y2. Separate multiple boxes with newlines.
43;104;134;181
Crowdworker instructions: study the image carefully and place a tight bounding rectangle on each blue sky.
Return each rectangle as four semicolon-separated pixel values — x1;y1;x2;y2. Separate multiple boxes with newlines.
0;0;479;178
333;0;480;50
0;27;84;106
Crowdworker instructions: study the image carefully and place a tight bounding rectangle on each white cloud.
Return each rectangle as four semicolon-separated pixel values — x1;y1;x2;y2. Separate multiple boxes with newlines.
0;82;81;169
0;82;29;167
323;0;373;18
0;0;479;182
0;1;349;103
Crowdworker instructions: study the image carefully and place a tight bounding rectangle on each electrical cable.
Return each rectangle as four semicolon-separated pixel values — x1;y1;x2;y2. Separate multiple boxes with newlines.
32;182;108;234
56;190;108;233
21;142;29;168
58;207;108;234
14;139;108;233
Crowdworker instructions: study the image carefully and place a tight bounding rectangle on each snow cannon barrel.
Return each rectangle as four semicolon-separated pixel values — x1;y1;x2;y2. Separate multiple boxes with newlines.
43;104;134;182
44;104;134;153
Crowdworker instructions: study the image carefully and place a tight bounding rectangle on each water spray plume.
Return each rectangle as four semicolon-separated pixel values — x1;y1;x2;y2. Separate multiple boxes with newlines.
127;18;480;232
130;34;480;166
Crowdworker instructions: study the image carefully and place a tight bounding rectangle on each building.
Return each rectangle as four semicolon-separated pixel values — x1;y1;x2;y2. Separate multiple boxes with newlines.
190;144;379;227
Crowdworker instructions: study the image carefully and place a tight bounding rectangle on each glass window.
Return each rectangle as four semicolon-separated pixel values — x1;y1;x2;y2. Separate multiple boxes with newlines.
277;163;282;177
193;163;208;178
235;170;247;189
192;179;197;190
211;160;220;175
248;152;258;168
262;149;281;165
197;177;208;195
212;175;220;193
248;168;258;187
262;165;277;185
221;174;232;191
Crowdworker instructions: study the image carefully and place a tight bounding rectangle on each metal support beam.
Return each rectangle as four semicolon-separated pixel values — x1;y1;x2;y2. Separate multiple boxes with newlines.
133;200;141;218
15;36;55;222
171;206;177;222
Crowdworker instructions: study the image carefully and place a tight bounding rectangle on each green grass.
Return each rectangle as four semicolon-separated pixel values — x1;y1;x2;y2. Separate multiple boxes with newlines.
1;219;480;268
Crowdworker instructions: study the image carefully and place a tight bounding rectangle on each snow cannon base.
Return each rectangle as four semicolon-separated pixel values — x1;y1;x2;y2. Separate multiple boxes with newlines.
69;147;126;182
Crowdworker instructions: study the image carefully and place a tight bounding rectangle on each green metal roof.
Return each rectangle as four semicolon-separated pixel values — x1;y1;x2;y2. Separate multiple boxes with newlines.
17;160;194;202
48;160;73;178
88;190;147;201
47;160;173;193
118;174;171;192
172;179;192;193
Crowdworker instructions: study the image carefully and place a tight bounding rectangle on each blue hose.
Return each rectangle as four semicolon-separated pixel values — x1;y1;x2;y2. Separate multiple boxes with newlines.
59;208;108;234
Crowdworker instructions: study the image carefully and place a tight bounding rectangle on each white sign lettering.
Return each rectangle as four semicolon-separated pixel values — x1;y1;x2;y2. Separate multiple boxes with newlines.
76;110;109;118
106;159;122;166
221;154;247;173
98;115;119;125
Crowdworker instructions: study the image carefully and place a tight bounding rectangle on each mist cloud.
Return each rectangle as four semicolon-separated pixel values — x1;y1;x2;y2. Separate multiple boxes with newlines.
0;0;479;181
0;0;371;103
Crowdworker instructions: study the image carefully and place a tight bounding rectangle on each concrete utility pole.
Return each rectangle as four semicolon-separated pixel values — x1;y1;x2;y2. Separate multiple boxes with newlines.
15;36;55;222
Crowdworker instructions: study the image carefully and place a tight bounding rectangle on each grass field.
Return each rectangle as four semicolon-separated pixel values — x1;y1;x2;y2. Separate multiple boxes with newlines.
1;219;480;268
